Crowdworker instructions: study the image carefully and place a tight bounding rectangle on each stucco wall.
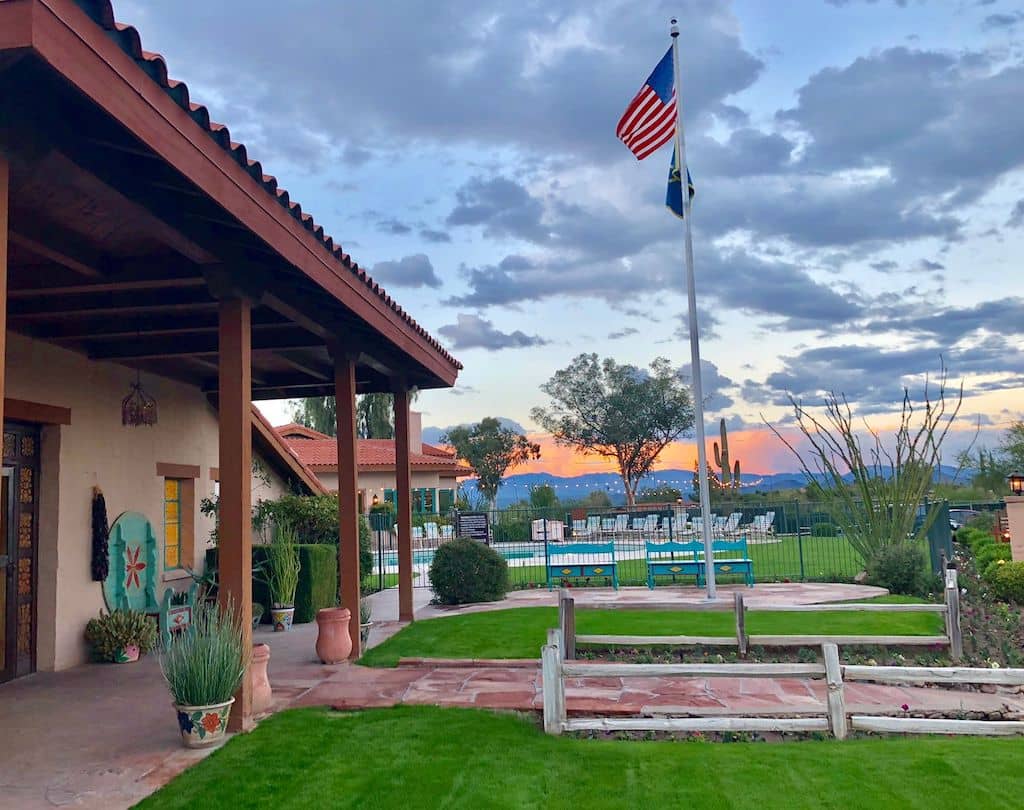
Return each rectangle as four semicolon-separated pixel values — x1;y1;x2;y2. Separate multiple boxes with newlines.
7;333;289;671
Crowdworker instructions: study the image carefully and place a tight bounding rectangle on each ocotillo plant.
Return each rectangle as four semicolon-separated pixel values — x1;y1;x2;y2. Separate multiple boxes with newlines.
713;419;742;491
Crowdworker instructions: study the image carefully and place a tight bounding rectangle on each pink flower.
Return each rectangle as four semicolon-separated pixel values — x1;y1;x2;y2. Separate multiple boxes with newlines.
900;703;909;712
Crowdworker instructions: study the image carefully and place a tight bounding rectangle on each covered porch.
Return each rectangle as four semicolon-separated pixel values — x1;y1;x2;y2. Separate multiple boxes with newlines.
0;0;459;728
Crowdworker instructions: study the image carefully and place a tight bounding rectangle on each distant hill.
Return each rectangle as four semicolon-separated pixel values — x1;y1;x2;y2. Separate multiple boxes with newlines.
457;465;965;508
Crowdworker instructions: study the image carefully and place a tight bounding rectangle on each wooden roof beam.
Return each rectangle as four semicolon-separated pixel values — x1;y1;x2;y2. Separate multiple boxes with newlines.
86;326;323;361
8;227;105;279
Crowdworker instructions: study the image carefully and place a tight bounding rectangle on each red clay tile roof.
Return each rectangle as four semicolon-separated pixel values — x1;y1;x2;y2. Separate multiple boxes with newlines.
277;432;473;475
277;423;332;441
70;0;461;371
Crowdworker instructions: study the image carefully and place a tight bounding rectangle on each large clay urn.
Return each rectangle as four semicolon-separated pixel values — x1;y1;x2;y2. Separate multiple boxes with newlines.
251;643;273;714
315;607;353;664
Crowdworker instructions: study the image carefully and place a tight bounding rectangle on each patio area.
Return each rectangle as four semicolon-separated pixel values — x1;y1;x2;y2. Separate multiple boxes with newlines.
0;581;999;808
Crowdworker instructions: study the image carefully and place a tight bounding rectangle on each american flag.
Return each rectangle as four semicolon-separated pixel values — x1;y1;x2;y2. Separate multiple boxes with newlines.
616;48;676;160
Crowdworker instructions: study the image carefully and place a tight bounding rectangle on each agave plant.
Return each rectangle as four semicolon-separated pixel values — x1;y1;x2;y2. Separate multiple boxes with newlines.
160;599;250;708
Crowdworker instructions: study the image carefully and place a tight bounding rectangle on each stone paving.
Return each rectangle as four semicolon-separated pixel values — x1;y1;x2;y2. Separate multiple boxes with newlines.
291;659;1024;720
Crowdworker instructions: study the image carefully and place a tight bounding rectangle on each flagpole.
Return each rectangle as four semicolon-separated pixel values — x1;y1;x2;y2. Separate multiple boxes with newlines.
671;18;717;599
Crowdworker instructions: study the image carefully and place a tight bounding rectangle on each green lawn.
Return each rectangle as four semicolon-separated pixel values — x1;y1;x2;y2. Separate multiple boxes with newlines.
138;706;1024;810
510;535;863;588
359;603;943;667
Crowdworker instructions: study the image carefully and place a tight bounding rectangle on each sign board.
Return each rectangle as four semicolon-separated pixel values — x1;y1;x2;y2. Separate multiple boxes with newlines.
455;512;491;544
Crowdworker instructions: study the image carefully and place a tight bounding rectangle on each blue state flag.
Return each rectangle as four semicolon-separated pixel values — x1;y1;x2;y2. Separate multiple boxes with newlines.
666;146;695;219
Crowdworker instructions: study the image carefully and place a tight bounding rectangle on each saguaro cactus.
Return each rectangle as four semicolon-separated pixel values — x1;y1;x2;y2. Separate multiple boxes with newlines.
713;419;742;491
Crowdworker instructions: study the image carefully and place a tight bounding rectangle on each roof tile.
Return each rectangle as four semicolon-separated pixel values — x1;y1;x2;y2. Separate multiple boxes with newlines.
71;0;461;371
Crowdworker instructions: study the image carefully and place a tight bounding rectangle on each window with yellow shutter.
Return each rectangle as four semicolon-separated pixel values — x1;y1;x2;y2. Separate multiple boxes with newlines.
164;478;182;569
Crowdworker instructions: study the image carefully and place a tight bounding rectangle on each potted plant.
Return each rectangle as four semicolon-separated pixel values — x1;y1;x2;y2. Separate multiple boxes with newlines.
359;601;373;647
263;522;300;631
251;602;265;629
84;608;157;663
160;599;250;748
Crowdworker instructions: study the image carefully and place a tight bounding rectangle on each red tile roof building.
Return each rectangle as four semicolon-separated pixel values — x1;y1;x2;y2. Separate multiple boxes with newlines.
276;418;473;513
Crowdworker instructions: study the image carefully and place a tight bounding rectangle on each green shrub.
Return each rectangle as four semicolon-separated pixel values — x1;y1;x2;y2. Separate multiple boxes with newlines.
207;544;340;625
975;542;1012;573
865;543;928;595
84;609;158;662
294;544;338;624
958;526;994;549
986;561;1024;604
811;522;836;537
429;538;509;605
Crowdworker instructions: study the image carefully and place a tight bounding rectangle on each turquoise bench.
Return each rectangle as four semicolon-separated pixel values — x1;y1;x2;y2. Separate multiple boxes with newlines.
646;538;754;588
546;542;618;590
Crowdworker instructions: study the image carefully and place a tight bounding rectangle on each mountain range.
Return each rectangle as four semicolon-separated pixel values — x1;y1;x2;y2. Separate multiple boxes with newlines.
459;466;965;508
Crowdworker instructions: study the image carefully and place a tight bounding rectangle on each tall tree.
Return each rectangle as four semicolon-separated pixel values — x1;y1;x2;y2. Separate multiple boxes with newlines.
531;354;695;508
290;397;336;437
292;391;420;440
443;418;541;509
357;393;395;439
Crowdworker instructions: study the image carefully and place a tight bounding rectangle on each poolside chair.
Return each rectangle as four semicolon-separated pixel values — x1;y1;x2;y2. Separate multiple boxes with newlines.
763;511;776;533
587;515;602;536
440;525;454;539
411;526;425;542
423;522;440;540
631;517;646;533
722;513;742;535
572;519;590;538
643;514;659;536
601;516;617;533
691;516;704;534
614;513;630;534
713;515;728;535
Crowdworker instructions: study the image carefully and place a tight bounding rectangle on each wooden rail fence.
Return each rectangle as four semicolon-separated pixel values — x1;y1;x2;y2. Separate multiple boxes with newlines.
541;628;1024;738
557;569;962;662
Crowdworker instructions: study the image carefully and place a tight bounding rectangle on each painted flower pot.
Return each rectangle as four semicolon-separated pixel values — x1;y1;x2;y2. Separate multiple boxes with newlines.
174;698;234;748
114;644;140;663
271;606;295;632
315;607;352;664
251;643;273;715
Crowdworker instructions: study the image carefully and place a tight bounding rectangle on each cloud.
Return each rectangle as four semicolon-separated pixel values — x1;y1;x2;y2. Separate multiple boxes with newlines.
377;217;412;235
420;228;452;243
983;12;1024;30
1008;200;1024;228
423;417;528;444
370;254;442;288
446;176;549;242
438;313;549;350
678;359;736;412
607;327;639;340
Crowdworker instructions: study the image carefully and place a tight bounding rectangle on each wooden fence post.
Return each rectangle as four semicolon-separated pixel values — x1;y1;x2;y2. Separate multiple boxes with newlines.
734;593;748;657
822;642;848;740
560;589;576;661
542;628;565;734
945;564;963;663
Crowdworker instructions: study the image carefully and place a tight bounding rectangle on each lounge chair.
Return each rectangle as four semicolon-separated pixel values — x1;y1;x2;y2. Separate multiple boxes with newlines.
423;522;440;540
572;519;590;538
643;514;659;535
614;513;629;534
440;525;454;539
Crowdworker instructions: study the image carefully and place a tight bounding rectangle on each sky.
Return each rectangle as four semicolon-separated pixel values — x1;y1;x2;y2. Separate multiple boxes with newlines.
117;0;1024;477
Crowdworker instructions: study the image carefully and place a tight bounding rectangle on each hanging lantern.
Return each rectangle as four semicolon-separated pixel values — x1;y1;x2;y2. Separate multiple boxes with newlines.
122;371;158;427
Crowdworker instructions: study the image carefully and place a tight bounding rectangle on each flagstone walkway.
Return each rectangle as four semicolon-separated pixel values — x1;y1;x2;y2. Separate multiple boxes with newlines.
288;659;1024;721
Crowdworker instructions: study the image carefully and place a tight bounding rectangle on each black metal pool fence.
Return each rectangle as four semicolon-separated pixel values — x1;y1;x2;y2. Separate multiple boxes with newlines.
365;500;954;591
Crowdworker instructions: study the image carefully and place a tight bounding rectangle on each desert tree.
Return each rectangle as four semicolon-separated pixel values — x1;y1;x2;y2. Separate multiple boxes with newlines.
531;354;694;508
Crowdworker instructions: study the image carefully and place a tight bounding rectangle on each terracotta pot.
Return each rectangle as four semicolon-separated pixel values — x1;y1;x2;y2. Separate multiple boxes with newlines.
271;606;295;632
251;643;273;715
114;644;140;663
174;698;234;748
315;607;352;663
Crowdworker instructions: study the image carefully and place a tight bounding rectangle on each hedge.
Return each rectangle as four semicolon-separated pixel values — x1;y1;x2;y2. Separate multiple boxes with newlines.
205;544;338;624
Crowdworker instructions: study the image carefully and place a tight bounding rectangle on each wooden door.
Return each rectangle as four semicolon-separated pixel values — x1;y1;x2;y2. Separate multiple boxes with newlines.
1;422;39;680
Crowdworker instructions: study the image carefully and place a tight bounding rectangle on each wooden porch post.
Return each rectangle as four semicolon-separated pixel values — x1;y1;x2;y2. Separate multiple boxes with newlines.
217;295;253;731
394;387;414;622
0;155;8;429
333;350;361;657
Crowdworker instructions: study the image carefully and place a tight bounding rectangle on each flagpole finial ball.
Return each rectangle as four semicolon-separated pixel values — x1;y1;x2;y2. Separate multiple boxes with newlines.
670;18;679;36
